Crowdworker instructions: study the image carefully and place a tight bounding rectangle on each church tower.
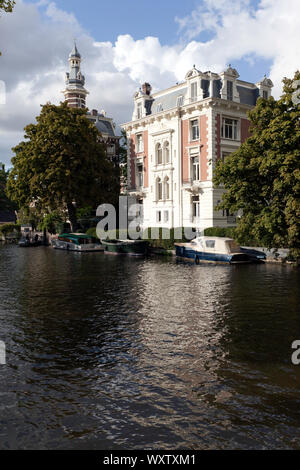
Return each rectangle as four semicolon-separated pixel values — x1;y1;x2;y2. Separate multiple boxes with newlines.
63;43;89;108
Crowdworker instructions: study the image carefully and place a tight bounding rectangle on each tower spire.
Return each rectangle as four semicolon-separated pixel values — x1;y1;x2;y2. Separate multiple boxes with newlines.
62;43;89;108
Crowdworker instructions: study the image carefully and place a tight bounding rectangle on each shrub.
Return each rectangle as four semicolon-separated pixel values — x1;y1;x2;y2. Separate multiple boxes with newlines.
0;223;21;235
142;227;196;251
204;226;262;247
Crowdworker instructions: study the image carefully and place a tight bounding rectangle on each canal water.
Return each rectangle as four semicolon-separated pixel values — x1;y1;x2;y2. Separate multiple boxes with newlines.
0;244;299;450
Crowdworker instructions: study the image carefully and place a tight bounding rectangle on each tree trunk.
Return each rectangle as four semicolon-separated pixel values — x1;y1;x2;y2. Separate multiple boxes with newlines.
67;202;78;232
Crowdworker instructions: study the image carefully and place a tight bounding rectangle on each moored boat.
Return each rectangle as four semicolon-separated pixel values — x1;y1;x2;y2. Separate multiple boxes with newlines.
101;239;148;257
51;233;104;252
175;236;258;264
19;237;42;248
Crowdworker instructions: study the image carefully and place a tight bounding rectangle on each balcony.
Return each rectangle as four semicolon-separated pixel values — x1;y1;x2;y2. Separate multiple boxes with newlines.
128;185;146;198
183;179;202;194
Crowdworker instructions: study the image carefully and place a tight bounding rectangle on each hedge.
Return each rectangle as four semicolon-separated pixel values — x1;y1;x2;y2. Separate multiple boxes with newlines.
87;226;196;251
204;227;262;247
0;223;21;235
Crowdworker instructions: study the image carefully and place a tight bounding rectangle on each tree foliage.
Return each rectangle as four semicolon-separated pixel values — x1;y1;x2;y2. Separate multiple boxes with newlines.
0;162;16;211
0;0;15;55
214;71;300;256
7;103;120;231
0;0;15;13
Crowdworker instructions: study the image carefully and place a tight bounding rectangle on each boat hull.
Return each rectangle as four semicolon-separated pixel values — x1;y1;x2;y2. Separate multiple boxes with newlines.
175;245;252;264
52;239;104;252
102;240;148;257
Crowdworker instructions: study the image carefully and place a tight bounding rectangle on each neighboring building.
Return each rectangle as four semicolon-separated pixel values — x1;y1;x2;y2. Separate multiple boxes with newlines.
63;44;120;165
121;67;273;231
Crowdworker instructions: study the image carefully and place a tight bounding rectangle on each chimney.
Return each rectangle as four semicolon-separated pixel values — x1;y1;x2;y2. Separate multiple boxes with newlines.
142;83;152;96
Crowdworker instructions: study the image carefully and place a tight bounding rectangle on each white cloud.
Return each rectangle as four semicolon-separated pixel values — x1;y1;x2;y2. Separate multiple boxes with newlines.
0;0;299;166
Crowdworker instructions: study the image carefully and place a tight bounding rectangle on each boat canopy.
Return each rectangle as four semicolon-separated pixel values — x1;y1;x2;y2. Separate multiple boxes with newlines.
190;237;241;254
58;233;97;245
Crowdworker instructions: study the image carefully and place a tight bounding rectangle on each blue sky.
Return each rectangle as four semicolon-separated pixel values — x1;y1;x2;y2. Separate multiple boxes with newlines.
33;0;272;83
0;0;299;166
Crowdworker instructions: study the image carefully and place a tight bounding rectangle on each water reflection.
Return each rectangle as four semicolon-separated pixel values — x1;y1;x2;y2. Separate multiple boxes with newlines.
0;245;300;449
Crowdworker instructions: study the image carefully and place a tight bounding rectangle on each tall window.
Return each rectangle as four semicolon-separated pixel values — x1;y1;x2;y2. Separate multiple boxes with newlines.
191;156;200;181
191;119;200;141
156;211;162;223
192;196;200;221
156;143;163;164
177;95;184;107
157;178;163;201
227;81;233;100
222;118;238;140
136;134;143;153
164;141;170;164
164;177;170;200
137;164;143;188
263;90;268;99
137;102;142;119
191;82;197;102
156;103;163;113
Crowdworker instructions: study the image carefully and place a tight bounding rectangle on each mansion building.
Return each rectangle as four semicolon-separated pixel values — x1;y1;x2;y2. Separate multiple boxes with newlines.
63;44;120;165
122;66;273;231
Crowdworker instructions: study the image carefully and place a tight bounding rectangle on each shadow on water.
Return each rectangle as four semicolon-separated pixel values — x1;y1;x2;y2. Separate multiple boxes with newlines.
0;244;300;449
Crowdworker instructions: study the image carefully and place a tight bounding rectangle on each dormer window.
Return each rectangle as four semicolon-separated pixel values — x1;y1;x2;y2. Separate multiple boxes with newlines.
263;90;268;100
137;103;142;119
177;95;184;107
227;81;233;100
191;82;197;102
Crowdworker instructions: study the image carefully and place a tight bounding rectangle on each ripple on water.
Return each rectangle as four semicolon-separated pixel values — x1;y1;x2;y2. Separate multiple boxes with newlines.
0;245;300;449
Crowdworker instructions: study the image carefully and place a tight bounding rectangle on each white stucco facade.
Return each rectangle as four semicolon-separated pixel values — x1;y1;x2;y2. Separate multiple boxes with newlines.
122;66;273;232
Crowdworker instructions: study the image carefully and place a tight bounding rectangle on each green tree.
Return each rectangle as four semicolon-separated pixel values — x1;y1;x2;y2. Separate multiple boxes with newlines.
7;102;120;231
214;71;300;257
0;162;16;211
0;1;15;56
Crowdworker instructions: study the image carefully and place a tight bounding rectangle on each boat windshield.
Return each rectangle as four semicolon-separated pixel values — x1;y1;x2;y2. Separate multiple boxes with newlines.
78;238;95;245
226;240;241;253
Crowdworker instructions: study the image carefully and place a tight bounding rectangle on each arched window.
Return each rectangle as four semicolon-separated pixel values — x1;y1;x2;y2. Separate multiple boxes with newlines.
164;141;170;164
157;178;163;200
164;176;170;200
156;143;162;165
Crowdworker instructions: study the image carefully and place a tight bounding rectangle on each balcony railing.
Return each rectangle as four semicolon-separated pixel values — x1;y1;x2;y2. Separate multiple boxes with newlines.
183;178;201;185
227;216;236;224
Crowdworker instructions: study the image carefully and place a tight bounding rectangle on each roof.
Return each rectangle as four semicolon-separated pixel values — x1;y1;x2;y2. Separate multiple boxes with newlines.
148;79;259;115
69;43;81;59
59;233;92;240
95;119;115;137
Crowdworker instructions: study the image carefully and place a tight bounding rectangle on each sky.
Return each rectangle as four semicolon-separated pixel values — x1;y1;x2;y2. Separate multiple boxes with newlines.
0;0;299;166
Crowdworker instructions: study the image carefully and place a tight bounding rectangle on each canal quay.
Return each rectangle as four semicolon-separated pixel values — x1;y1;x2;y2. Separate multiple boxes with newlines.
0;244;299;450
